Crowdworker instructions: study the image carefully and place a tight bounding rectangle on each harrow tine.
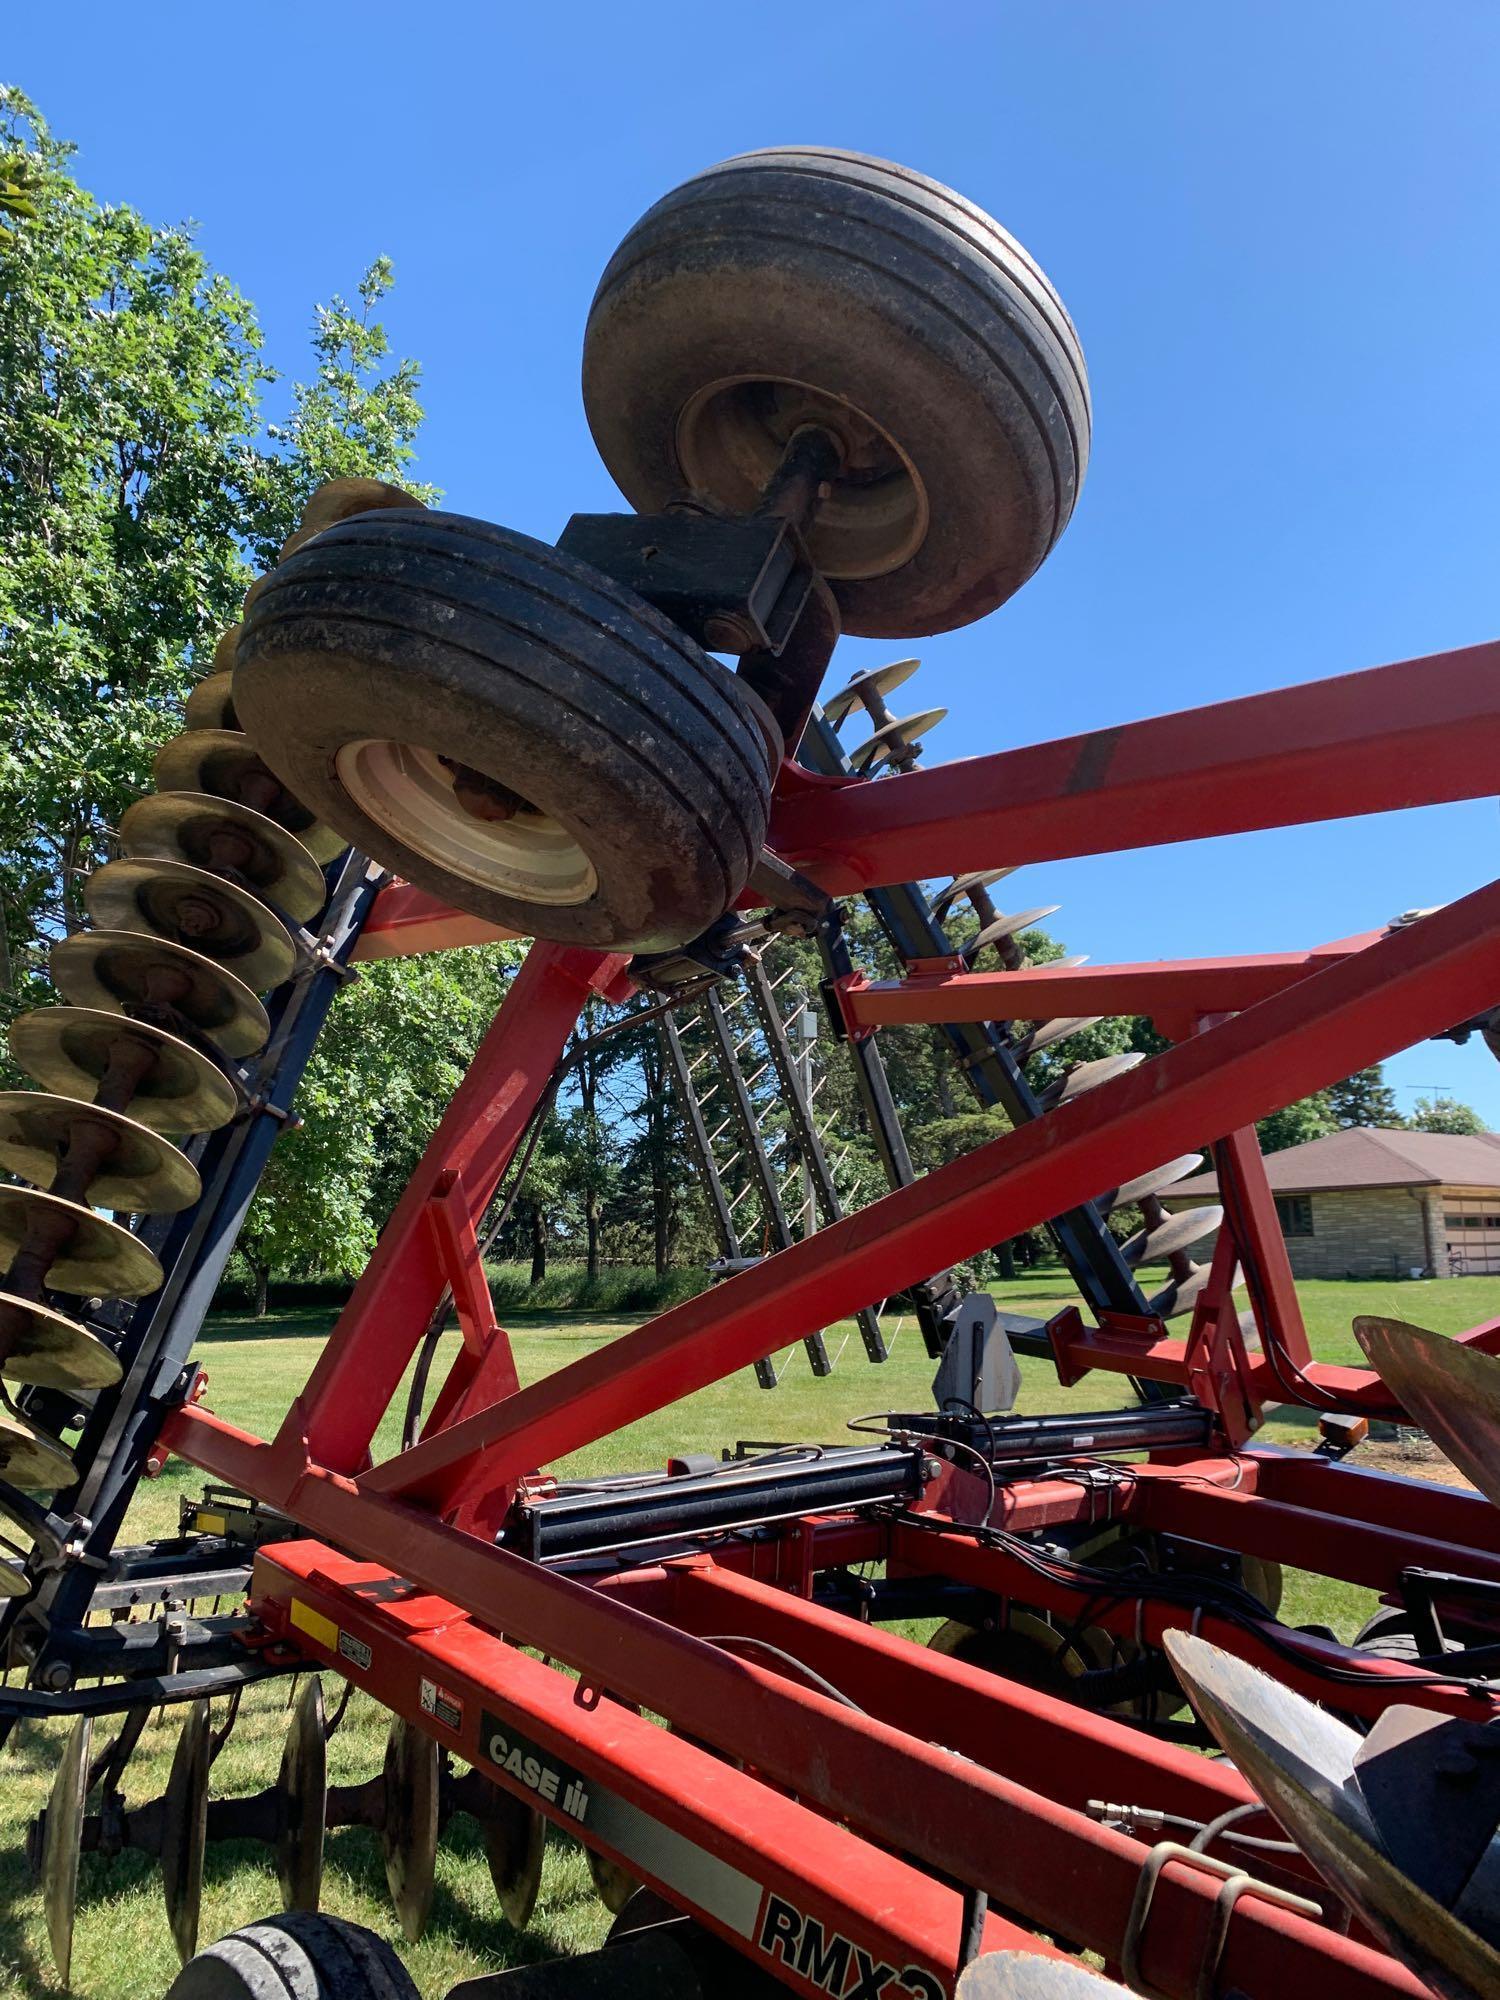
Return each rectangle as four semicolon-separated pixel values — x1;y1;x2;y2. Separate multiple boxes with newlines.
1353;1316;1500;1507
325;1677;355;1736
1164;1631;1500;2000
276;1673;327;1913
162;1698;211;1965
477;1779;547;1929
209;1685;243;1762
41;1712;91;1986
382;1713;440;1942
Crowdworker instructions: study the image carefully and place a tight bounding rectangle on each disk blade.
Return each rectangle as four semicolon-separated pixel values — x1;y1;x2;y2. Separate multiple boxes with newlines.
1354;1316;1500;1508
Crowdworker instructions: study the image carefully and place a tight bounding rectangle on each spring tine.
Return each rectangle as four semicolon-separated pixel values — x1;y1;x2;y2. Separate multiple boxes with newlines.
727;1184;754;1213
325;1677;355;1736
209;1684;243;1762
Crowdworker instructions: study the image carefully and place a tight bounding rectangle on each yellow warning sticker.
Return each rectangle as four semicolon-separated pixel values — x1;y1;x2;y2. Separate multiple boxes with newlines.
194;1511;227;1535
289;1599;339;1652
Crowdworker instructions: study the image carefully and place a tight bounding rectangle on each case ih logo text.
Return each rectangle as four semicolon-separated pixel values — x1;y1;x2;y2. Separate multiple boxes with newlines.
480;1713;590;1821
758;1896;945;2000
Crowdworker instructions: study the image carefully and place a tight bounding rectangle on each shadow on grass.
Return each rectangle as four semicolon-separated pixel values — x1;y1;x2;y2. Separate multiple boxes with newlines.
0;1828;65;2000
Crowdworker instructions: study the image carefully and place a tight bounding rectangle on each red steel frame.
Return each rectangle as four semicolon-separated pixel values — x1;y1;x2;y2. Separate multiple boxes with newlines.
159;639;1500;1998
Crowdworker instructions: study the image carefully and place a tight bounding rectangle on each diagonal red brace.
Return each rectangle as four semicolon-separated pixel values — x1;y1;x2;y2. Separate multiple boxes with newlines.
772;639;1500;893
362;873;1500;1510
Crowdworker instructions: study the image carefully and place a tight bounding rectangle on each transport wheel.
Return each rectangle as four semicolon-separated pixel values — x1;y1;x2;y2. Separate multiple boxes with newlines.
583;147;1090;639
163;1913;418;2000
234;511;779;953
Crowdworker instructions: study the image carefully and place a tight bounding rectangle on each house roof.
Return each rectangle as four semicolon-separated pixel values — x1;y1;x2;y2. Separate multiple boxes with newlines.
1170;1126;1500;1197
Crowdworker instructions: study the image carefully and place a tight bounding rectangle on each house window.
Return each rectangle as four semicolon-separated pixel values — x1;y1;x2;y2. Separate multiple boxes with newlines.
1275;1195;1314;1237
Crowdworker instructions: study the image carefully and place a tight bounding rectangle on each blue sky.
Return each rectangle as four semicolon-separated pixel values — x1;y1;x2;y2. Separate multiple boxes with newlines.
12;4;1500;1118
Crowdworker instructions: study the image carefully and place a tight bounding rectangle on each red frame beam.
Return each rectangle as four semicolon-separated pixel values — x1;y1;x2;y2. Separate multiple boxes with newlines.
836;936;1374;1042
281;941;623;1476
772;640;1500;893
359;878;1500;1510
240;1522;1421;2000
352;880;519;960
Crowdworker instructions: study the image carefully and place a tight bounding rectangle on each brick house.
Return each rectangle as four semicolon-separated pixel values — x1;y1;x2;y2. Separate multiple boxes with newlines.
1161;1128;1500;1280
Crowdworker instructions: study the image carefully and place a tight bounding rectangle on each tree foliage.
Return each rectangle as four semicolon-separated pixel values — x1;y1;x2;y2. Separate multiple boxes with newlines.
1408;1094;1488;1136
0;90;471;1303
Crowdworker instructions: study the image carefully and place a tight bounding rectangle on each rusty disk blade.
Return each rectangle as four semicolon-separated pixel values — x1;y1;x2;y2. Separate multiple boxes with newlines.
9;1006;238;1134
276;1674;327;1912
162;1699;211;1965
820;657;921;725
152;730;345;863
183;670;237;732
41;1712;91;1985
288;474;420;550
1097;1154;1205;1212
382;1715;440;1942
1037;1051;1144;1112
1012;1017;1104;1059
931;866;1019;921
1164;1631;1500;2000
0;1091;200;1213
845;706;949;773
1120;1205;1223;1268
1147;1259;1231;1322
84;856;296;993
0;1411;75;1489
0;1294;122;1392
50;929;271;1060
1353;1316;1500;1508
476;1777;546;1929
0;1184;164;1298
585;1843;640;1916
967;906;1062;956
120;793;326;926
958;1953;1131;1997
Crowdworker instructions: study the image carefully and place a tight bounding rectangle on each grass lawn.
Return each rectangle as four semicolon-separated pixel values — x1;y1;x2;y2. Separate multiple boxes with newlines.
1;1271;1495;1999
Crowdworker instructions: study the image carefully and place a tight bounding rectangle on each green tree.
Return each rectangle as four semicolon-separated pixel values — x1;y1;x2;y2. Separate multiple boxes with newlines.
1255;1091;1337;1154
1408;1094;1488;1136
0;88;274;981
0;90;504;1307
1326;1064;1400;1128
236;944;522;1312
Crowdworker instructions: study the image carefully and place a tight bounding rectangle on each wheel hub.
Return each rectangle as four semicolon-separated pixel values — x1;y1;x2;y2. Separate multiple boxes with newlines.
676;375;930;580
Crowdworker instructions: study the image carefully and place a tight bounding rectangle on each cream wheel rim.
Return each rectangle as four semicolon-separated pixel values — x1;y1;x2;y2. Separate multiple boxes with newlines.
336;740;599;906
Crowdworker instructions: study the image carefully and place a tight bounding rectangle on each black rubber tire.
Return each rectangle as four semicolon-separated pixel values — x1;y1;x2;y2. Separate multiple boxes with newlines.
164;1914;418;2000
583;146;1090;639
234;510;778;953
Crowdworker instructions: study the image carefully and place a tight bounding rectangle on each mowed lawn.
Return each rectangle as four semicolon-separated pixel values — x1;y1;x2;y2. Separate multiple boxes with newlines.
1;1272;1495;2000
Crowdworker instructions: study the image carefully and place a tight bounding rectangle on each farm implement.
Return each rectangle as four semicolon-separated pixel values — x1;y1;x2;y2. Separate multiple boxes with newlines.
2;147;1499;2000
